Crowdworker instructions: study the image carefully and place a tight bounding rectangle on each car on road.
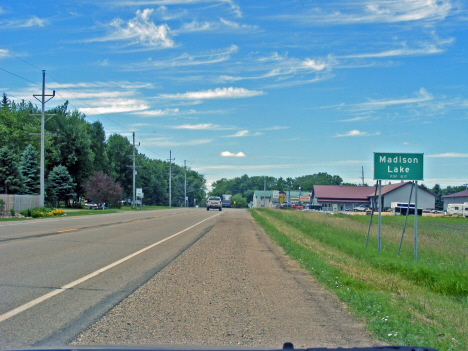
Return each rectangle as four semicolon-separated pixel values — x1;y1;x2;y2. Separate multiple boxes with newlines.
206;196;222;211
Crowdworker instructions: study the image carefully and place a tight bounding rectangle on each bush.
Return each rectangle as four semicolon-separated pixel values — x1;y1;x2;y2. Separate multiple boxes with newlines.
21;206;64;218
9;208;15;216
0;199;4;212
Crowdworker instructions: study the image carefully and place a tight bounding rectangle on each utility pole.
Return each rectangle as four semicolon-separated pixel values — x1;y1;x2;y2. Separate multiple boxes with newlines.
361;166;365;186
463;183;468;190
127;132;140;209
184;160;187;208
263;179;266;207
31;70;55;207
167;151;175;207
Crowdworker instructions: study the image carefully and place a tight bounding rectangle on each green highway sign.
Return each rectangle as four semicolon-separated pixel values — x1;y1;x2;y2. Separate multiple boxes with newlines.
374;152;424;181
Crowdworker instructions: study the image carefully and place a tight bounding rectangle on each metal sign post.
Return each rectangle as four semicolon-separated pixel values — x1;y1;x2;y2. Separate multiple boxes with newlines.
373;152;424;260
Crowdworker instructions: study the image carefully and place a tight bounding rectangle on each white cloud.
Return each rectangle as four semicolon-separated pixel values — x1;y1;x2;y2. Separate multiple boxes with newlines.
335;130;381;137
0;49;9;58
0;16;48;29
427;153;468;158
355;88;433;111
143;137;212;146
132;108;179;116
172;123;231;130
261;126;290;131
160;87;265;100
285;0;454;25
126;45;237;70
226;130;263;137
219;151;246;157
79;98;149;115
87;9;174;48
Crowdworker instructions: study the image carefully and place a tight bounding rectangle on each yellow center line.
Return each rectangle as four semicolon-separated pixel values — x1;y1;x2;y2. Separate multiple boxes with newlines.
56;229;78;233
122;220;132;223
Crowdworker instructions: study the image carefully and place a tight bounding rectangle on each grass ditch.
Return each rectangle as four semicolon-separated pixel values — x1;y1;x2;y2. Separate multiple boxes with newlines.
249;208;467;351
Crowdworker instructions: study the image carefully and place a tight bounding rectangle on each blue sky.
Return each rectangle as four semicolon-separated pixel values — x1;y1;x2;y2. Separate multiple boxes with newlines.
1;0;468;188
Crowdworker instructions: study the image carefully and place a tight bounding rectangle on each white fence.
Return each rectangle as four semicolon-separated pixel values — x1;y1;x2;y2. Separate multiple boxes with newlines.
0;195;41;212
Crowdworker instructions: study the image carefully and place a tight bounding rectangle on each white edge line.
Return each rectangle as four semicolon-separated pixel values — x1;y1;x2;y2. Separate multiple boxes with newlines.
0;212;222;323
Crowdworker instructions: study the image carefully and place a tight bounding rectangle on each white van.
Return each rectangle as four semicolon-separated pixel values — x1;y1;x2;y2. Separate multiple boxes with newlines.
446;203;466;216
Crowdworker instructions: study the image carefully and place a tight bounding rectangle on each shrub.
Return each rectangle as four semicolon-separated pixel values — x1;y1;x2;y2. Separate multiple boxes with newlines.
9;208;15;216
0;199;4;212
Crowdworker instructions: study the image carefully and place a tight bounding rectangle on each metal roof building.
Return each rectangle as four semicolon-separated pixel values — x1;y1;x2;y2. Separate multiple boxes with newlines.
442;189;468;210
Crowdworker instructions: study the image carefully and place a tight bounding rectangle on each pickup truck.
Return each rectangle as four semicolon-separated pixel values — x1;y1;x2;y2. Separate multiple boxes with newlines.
353;205;369;212
206;196;222;211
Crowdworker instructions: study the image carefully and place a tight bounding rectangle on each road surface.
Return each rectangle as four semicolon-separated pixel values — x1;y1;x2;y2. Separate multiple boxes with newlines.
0;208;222;349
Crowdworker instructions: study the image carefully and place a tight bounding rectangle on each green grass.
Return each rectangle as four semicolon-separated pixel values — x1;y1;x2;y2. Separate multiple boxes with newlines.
249;209;467;351
0;205;179;221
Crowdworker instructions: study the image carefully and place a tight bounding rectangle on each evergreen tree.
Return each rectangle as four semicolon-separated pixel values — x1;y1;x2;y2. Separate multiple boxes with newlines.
46;165;76;207
1;93;10;111
0;146;22;194
19;145;40;195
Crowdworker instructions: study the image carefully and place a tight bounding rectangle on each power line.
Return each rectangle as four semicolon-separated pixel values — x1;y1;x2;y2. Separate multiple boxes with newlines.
0;67;40;86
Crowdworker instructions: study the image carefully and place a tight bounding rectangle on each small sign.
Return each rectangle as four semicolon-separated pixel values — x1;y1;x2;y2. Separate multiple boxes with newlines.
272;190;279;199
374;153;424;181
136;188;143;197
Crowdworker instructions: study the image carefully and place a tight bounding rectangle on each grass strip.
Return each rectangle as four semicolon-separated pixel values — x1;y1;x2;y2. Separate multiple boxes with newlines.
249;209;466;351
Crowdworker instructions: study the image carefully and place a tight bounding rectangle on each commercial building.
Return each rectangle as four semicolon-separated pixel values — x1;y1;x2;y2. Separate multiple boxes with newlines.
251;182;436;211
442;189;468;210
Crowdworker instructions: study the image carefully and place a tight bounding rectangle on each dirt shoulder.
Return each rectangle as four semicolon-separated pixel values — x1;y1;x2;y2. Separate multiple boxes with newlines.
72;209;382;349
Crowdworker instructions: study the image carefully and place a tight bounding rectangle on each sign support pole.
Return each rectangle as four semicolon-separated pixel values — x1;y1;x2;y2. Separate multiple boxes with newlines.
414;181;418;261
378;180;382;253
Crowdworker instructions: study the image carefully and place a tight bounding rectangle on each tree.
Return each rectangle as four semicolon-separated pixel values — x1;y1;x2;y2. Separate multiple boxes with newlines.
47;104;94;202
46;165;76;207
232;193;248;208
87;121;108;173
106;134;133;197
1;93;10;111
0;146;22;194
83;171;123;208
19;145;40;195
432;184;443;211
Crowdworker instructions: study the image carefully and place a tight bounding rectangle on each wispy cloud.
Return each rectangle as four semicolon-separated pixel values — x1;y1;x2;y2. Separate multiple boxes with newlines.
0;16;48;29
261;126;290;131
160;87;265;100
353;88;433;111
79;98;149;115
172;123;232;130
174;18;259;34
125;45;237;70
219;151;246;157
226;130;263;137
86;9;174;48
113;0;242;17
335;130;381;137
281;0;455;25
132;108;180;116
143;137;213;146
427;153;468;158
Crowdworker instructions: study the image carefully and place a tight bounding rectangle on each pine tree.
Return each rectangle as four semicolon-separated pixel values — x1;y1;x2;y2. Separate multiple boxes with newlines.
46;165;76;207
1;93;10;111
0;146;22;194
19;145;40;195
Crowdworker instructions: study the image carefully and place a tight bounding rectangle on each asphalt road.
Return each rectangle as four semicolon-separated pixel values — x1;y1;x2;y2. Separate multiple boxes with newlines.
0;208;223;349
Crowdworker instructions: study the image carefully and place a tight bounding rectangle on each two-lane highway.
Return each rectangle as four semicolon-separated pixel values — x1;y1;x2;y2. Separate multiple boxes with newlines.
0;208;223;349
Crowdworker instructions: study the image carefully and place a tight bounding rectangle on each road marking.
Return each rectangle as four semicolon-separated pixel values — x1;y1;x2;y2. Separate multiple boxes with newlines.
0;212;221;323
56;229;77;233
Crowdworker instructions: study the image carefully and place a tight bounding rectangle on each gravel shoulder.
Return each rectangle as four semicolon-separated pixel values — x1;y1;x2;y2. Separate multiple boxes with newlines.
72;209;382;349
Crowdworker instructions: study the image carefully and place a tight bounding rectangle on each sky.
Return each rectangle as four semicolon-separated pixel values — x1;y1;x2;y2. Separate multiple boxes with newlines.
1;0;468;189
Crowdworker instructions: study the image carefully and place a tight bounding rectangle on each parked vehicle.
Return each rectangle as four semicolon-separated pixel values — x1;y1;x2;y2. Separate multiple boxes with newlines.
291;204;304;210
353;205;369;212
446;203;468;216
206;196;222;211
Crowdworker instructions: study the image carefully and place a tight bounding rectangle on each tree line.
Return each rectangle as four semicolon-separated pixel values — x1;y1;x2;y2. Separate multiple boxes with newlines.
0;94;206;207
